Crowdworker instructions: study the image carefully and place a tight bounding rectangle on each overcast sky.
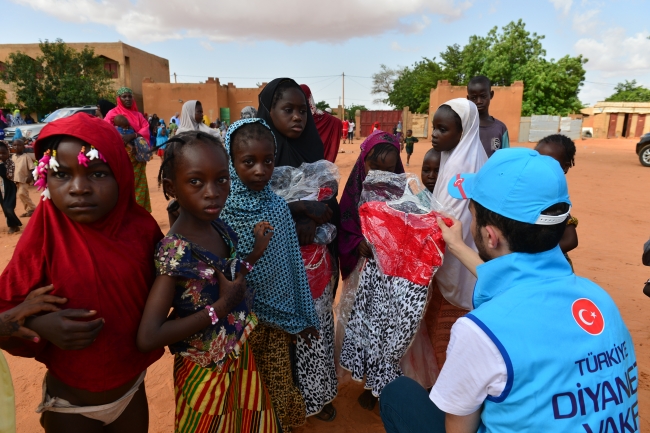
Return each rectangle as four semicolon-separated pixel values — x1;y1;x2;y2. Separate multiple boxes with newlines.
4;0;650;109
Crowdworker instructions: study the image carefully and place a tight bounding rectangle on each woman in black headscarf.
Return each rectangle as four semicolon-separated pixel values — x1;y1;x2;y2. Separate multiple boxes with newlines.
257;78;340;423
96;99;116;119
258;78;341;241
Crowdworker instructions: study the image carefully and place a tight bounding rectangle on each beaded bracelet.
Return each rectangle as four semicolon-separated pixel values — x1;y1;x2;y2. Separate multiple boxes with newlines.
241;260;254;273
205;305;218;325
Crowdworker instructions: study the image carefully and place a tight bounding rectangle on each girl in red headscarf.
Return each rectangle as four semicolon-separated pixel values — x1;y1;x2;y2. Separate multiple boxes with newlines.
0;113;163;433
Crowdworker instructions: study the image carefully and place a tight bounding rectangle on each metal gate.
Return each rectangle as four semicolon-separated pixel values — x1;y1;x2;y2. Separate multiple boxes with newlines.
360;111;403;137
635;114;646;138
607;114;618;139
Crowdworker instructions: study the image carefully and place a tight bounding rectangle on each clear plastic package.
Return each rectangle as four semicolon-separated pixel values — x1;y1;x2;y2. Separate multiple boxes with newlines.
270;160;340;203
314;223;337;245
336;171;454;396
269;160;341;299
358;170;452;285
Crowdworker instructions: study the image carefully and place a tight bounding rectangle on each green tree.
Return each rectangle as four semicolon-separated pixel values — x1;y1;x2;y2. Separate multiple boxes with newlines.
377;20;587;115
1;39;113;114
316;100;331;111
389;58;446;113
518;55;586;115
481;20;546;86
345;104;368;119
605;80;650;102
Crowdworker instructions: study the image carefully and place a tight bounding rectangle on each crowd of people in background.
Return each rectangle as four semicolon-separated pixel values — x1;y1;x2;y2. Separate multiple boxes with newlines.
0;74;641;433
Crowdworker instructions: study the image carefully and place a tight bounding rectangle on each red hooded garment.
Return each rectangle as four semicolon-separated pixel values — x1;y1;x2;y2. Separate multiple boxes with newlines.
0;113;163;392
103;96;151;142
300;84;342;163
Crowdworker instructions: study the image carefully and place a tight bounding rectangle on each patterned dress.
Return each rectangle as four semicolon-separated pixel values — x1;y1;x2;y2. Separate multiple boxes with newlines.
155;219;279;433
339;201;447;397
128;150;151;213
295;277;338;417
221;119;321;432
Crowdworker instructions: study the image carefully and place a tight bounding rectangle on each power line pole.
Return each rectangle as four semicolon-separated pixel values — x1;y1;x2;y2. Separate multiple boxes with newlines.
174;72;177;83
342;72;345;119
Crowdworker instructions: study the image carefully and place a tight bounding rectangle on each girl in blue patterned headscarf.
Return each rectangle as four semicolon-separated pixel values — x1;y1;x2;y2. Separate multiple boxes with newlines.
220;118;318;431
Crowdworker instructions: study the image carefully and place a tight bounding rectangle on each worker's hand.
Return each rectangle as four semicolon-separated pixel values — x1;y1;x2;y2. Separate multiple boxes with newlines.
437;215;464;250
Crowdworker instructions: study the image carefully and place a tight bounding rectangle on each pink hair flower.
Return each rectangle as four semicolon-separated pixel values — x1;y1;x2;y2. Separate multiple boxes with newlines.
78;146;90;167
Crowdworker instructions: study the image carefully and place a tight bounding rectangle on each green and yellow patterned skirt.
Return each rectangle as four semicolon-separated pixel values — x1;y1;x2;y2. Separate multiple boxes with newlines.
129;152;151;213
248;323;306;431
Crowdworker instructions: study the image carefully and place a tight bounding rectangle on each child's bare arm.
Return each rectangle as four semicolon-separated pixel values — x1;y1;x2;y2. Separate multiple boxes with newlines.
137;271;247;353
24;309;104;351
0;285;66;342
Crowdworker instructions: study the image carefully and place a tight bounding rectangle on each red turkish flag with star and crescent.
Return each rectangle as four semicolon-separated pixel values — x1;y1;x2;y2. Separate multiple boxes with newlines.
572;298;605;335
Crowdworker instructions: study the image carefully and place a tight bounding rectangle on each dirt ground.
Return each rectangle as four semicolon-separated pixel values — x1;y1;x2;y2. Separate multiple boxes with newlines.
2;137;650;432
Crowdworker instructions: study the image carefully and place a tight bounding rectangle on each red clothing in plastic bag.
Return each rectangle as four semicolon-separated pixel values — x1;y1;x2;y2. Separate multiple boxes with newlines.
359;201;450;286
301;244;332;299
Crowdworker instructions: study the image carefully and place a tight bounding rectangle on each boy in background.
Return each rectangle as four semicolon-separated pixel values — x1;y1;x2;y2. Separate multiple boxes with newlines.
404;129;419;166
420;148;441;193
467;76;509;157
11;139;36;217
0;143;20;233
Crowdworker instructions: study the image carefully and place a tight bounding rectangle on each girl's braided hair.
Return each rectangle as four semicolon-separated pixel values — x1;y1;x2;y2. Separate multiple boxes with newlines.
157;131;228;200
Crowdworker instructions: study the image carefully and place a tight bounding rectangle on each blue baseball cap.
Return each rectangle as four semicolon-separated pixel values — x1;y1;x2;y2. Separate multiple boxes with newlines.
447;148;571;225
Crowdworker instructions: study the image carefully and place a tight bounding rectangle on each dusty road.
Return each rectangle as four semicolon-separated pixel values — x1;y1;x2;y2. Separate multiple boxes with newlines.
2;137;649;432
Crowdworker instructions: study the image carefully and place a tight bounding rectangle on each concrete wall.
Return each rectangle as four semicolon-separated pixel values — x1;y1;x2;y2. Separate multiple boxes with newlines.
0;42;169;112
428;80;524;143
142;77;266;125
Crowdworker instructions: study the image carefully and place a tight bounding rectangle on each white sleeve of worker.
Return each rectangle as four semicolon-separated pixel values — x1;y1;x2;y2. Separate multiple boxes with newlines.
429;317;507;416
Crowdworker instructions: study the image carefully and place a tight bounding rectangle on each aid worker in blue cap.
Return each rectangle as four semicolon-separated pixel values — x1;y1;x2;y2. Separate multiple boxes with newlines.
380;147;638;433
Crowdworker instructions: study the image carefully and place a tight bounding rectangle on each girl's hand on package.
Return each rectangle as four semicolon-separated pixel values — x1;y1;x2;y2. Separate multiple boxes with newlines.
253;221;274;253
26;309;104;350
295;327;320;347
214;270;247;317
296;216;317;246
303;201;333;225
358;240;373;258
0;285;67;341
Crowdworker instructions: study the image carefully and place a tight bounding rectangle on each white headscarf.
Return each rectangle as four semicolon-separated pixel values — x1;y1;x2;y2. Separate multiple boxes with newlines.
432;98;488;310
177;100;221;140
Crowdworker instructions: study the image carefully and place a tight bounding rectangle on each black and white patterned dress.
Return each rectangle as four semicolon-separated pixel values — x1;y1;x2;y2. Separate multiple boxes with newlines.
295;277;338;416
339;258;430;397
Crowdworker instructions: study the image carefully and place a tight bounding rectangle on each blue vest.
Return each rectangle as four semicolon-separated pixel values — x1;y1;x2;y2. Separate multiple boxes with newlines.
469;247;638;433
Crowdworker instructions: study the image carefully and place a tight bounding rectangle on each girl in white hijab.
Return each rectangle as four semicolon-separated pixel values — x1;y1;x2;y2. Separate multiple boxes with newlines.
177;100;222;141
425;98;488;369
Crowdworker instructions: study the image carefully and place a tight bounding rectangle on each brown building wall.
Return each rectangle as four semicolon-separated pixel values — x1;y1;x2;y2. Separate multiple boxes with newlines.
0;42;169;112
142;78;266;125
428;80;524;142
